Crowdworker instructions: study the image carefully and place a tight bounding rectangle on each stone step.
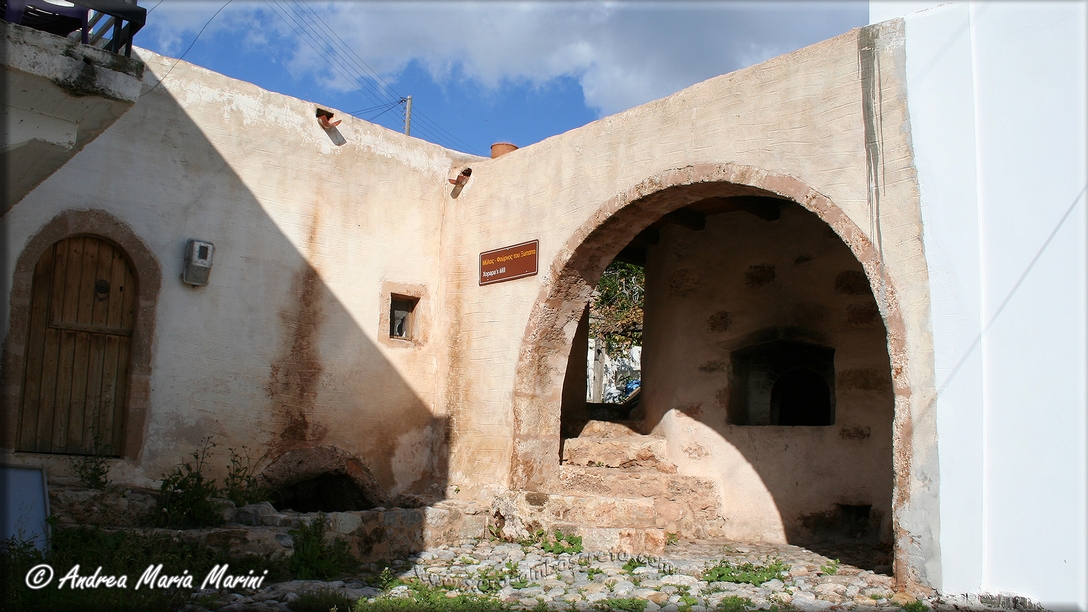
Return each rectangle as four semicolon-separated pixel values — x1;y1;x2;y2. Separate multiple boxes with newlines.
563;419;644;439
561;436;674;471
557;465;713;500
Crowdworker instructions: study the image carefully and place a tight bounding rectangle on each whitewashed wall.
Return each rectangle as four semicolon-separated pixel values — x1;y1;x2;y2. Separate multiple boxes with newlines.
872;2;1088;608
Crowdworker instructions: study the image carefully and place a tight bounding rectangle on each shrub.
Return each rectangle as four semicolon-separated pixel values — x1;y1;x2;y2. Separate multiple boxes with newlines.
155;438;224;529
702;558;789;586
289;514;358;580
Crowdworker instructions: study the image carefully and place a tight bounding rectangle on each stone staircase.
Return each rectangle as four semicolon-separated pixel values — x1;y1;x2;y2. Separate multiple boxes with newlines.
499;420;725;556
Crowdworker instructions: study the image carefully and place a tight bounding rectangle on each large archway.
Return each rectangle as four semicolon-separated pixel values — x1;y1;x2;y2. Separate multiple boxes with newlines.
509;163;915;585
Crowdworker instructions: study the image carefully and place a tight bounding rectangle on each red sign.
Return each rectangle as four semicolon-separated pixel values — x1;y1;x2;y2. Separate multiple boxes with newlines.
480;240;539;286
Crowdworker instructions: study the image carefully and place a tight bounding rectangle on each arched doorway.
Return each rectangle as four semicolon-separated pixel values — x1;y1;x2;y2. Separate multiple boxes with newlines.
16;236;137;456
509;163;916;585
3;210;161;460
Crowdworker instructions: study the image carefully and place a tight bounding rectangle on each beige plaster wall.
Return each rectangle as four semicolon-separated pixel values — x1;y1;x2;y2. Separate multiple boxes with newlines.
439;20;938;590
2;49;477;502
639;204;894;543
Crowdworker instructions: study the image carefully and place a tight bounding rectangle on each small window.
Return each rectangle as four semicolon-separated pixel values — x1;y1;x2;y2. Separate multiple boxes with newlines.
389;296;417;339
729;339;835;426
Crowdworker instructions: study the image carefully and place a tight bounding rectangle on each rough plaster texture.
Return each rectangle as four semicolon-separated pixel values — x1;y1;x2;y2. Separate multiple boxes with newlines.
2;47;478;506
639;203;894;545
2;21;948;594
1;22;144;212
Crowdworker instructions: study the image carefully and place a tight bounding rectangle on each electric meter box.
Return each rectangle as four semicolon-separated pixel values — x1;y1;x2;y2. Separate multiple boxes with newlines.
182;239;214;287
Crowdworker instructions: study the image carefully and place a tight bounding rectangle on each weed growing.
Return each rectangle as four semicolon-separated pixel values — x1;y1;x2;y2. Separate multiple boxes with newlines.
717;595;755;612
353;580;513;611
702;558;789;586
155;438;225;529
289;514;358;580
289;587;357;612
665;532;680;546
593;597;647;611
621;556;646;574
519;529;583;554
819;558;840;575
901;601;929;612
71;453;111;490
222;445;267;507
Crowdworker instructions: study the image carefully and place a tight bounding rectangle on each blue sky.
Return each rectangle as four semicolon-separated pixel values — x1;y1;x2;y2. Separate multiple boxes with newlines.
136;1;868;157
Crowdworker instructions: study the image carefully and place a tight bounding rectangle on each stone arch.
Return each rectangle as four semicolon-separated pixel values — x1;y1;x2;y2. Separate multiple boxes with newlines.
260;445;389;511
3;209;161;459
509;162;914;584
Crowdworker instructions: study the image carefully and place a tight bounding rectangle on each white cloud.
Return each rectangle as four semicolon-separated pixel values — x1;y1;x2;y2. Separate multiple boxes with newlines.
141;1;866;116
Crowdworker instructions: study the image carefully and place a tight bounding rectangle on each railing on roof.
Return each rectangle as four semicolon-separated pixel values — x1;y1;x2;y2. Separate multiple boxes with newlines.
3;0;146;57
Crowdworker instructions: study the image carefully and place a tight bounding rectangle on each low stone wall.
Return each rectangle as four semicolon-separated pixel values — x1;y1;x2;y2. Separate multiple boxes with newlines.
47;486;491;563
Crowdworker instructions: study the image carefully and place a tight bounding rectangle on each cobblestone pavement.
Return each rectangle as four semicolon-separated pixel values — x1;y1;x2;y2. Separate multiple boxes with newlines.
188;537;1016;612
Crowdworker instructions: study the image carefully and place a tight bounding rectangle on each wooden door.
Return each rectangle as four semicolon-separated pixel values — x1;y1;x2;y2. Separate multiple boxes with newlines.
17;236;137;456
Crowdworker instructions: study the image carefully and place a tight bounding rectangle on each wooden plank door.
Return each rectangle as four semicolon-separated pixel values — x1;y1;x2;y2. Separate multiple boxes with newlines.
16;236;137;456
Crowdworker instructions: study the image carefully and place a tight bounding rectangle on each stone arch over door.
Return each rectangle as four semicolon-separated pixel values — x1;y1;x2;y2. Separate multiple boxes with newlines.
3;210;161;460
509;163;919;588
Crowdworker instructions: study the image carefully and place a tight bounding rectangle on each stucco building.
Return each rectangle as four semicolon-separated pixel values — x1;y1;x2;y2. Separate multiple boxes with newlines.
2;1;1085;609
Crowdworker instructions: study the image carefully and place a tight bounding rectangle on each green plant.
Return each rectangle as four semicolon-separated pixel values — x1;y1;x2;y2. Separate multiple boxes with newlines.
716;596;755;612
665;532;679;546
71;447;111;490
289;588;357;612
378;566;405;591
353;581;513;611
593;597;647;612
222;445;267;506
702;558;789;586
590;261;646;357
586;567;604;580
819;558;840;576
289;514;358;580
901;601;928;612
622;556;646;574
155;437;224;528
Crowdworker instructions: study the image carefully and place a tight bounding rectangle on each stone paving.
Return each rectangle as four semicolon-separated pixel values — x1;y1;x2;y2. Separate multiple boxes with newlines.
187;537;1015;612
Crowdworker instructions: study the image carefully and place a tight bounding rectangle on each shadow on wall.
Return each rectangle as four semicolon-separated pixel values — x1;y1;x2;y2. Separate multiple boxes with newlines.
546;182;894;569
637;201;894;569
1;64;452;556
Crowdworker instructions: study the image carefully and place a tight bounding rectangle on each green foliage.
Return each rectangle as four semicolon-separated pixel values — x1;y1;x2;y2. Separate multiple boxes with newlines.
519;529;584;554
901;601;928;612
289;514;358;580
586;566;604;580
222;445;267;507
590;261;645;358
665;532;680;546
155;438;224;529
353;581;513;611
819;558;840;575
702;558;789;586
622;556;646;574
716;596;755;612
593;597;647;611
71;453;110;490
289;588;357;612
475;560;520;594
377;566;405;591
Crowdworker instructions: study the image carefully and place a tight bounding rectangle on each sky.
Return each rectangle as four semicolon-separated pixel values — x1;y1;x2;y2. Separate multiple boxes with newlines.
135;1;869;157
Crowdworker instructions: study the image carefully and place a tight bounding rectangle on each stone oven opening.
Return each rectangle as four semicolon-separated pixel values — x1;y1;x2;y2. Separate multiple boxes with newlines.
270;472;378;512
729;338;836;426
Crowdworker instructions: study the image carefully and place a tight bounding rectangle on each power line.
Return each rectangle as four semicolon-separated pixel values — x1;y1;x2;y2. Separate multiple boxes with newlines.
140;0;233;98
266;2;484;153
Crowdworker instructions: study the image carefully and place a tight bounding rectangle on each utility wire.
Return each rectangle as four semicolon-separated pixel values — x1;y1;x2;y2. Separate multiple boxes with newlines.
269;2;483;153
140;0;233;98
